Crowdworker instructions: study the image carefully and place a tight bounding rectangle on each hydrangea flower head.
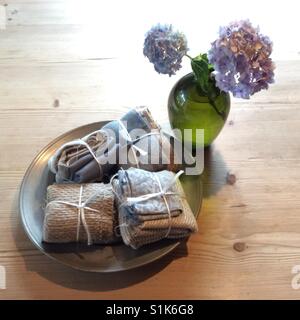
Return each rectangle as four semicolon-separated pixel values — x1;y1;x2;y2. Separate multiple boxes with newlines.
208;20;275;99
143;24;188;76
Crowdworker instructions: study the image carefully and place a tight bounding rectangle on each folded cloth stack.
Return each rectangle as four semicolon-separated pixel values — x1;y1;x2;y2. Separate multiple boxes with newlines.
112;168;198;249
48;130;118;183
48;107;188;184
43;183;119;244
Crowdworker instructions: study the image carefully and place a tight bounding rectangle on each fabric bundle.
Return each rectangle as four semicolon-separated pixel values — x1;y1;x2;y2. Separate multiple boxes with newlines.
43;183;119;244
48;107;157;183
43;107;199;249
48;130;118;183
48;107;189;184
112;168;198;249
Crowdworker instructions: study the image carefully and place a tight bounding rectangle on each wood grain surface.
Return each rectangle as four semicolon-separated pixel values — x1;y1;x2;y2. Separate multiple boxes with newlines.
0;0;300;299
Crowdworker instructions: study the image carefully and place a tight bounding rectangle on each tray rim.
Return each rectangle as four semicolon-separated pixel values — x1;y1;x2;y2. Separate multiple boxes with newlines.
19;121;202;273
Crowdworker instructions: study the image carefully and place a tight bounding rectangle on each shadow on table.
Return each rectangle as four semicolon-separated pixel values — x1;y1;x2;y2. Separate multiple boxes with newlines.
12;188;188;292
201;145;228;198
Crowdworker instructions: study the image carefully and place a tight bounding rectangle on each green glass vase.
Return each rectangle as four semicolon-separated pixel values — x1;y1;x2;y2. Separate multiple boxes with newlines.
168;73;231;147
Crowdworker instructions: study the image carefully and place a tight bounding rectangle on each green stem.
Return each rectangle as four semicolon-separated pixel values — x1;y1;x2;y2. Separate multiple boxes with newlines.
187;53;225;120
208;97;226;121
195;83;225;121
185;53;193;60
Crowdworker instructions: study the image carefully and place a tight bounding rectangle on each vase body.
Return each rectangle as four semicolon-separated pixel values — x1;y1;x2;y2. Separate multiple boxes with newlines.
168;73;231;147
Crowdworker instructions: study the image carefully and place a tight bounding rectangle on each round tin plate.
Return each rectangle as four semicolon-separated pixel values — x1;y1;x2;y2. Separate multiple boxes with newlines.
19;121;202;272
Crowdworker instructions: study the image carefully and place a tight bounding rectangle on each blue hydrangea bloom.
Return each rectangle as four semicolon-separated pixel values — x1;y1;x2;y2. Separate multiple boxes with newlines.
143;24;188;76
208;20;275;99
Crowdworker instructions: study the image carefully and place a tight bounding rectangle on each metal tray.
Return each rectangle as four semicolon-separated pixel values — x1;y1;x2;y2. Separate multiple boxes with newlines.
19;121;202;272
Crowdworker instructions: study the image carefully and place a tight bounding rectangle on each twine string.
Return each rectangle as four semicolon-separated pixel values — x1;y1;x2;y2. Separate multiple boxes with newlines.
111;170;184;239
117;120;161;168
46;185;111;245
123;170;184;206
152;172;172;238
74;139;103;179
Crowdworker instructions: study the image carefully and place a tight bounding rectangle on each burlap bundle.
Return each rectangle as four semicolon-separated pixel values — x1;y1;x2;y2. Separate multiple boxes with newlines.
112;168;198;249
43;183;119;244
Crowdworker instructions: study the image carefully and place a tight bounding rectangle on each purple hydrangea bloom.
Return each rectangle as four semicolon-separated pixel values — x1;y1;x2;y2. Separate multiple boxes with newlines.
143;24;188;76
208;20;275;99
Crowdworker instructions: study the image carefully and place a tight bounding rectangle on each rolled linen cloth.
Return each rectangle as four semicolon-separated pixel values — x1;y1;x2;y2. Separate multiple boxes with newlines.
43;183;119;244
112;168;198;249
48;128;118;183
48;106;194;183
48;106;160;183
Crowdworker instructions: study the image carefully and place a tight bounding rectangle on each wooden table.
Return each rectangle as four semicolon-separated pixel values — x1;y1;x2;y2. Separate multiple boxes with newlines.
1;0;300;299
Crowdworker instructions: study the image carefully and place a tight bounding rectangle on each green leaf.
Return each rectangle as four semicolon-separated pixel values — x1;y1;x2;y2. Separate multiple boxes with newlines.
191;53;213;94
190;53;225;120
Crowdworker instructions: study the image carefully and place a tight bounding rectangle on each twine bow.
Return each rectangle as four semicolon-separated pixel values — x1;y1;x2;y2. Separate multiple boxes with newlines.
117;120;162;168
